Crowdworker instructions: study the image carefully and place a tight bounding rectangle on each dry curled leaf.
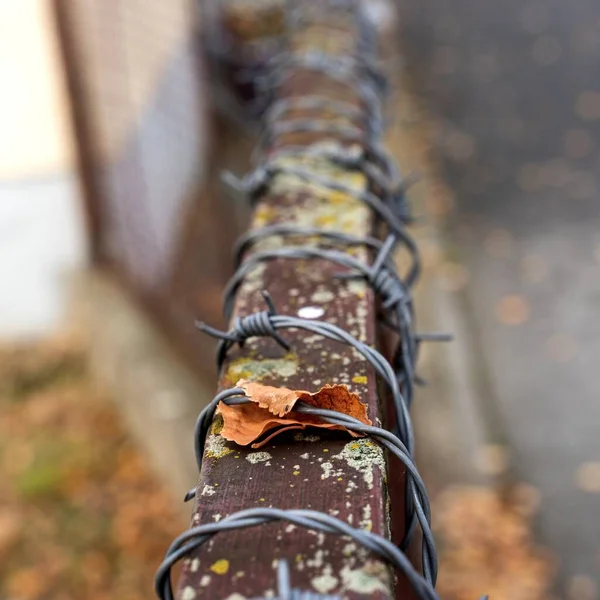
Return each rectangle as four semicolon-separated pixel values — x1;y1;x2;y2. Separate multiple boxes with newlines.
218;380;371;448
239;381;300;417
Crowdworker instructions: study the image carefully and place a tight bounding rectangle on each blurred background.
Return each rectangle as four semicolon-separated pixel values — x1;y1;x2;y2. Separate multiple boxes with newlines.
0;1;598;599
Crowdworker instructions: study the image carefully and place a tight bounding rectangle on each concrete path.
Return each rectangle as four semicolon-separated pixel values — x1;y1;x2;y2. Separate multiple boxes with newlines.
398;0;600;596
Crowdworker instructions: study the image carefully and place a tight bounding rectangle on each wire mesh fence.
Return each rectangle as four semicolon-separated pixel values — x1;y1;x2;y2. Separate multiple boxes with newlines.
54;0;257;380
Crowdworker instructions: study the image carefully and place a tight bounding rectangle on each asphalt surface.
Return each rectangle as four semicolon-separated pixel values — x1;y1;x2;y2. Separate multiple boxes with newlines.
397;0;600;595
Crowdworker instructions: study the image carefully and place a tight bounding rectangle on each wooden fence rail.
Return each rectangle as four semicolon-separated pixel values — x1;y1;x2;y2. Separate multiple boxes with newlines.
164;1;423;598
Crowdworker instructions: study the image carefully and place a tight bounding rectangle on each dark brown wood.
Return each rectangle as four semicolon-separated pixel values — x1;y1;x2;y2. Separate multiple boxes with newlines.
176;3;402;598
52;0;103;260
51;0;250;384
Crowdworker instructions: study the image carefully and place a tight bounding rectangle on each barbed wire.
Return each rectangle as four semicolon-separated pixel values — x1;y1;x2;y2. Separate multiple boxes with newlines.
157;505;439;600
251;560;341;600
195;300;436;582
154;0;482;598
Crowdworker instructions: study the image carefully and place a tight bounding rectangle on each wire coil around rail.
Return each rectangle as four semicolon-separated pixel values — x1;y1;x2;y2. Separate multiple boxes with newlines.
155;0;453;598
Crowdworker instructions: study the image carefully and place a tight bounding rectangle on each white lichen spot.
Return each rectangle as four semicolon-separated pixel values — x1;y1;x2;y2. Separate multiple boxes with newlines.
303;334;325;344
321;461;344;480
224;594;247;600
345;480;358;494
360;505;372;531
300;453;310;459
205;433;234;459
312;379;322;386
332;440;385;489
343;542;357;556
298;306;325;319
181;586;197;600
228;357;298;381
329;509;340;517
190;558;201;572
246;451;272;464
312;567;339;594
285;524;296;533
213;514;222;522
310;290;335;304
243;262;266;287
201;484;216;496
306;365;315;374
306;549;325;568
340;562;389;594
200;575;211;587
347;279;367;297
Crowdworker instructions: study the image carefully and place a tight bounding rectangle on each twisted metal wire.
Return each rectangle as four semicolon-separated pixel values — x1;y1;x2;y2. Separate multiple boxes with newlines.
155;1;463;598
222;236;408;318
264;95;383;136
222;155;419;262
196;299;437;580
241;143;416;223
225;227;449;403
155;507;439;600
251;560;340;600
228;1;413;225
187;388;435;584
198;302;413;445
233;224;392;266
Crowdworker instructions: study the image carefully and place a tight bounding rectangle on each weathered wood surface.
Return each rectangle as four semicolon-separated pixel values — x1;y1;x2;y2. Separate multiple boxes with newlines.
177;3;403;598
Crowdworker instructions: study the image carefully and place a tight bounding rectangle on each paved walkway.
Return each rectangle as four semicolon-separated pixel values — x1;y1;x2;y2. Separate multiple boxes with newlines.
398;0;600;596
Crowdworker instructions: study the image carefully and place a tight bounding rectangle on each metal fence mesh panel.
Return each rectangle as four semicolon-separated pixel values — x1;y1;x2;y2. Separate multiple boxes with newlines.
55;0;253;377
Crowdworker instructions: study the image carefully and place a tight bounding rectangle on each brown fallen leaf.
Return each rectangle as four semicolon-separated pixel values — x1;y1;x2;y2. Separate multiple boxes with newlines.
239;381;300;417
218;380;371;448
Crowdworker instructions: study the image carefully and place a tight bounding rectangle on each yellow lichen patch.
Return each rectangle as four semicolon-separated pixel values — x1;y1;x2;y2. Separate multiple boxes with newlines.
315;214;337;227
210;559;230;575
205;433;234;460
352;375;368;385
253;205;277;228
225;355;298;387
210;415;224;436
328;190;354;205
